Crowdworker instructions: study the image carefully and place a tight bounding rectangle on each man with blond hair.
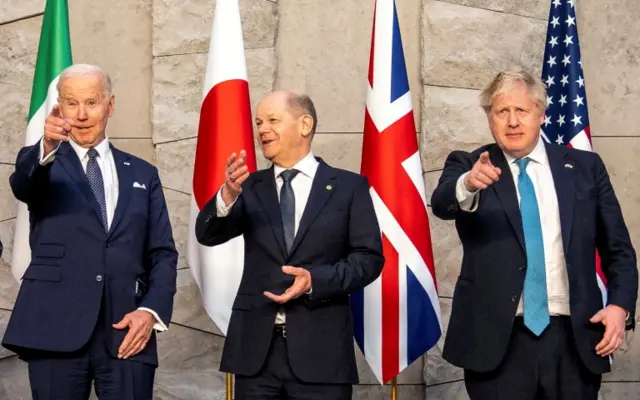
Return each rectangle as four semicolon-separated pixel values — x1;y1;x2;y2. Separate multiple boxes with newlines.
431;66;637;399
3;64;177;399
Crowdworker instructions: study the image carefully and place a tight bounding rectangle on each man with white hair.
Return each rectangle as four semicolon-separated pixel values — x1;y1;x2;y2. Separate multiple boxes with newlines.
431;66;637;399
3;64;178;399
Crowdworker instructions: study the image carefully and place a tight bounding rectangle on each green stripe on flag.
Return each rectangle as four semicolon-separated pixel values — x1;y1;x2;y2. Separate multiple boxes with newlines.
28;0;72;120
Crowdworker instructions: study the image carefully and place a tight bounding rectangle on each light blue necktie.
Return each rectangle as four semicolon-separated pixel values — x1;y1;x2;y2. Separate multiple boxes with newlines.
515;158;549;336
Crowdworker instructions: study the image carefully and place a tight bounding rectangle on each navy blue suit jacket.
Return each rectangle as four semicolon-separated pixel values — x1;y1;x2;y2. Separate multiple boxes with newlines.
431;142;637;375
195;160;384;384
2;140;178;366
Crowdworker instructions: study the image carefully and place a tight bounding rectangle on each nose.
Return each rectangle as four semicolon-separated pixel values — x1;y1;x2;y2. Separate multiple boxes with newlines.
507;111;519;127
76;105;88;121
258;123;270;135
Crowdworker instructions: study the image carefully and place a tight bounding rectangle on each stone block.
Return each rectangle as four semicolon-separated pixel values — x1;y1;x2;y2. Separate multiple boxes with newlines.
152;0;277;56
354;384;425;399
356;345;424;385
422;1;546;89
576;0;640;137
0;0;44;25
420;86;492;172
425;299;463;386
435;0;550;20
164;187;191;270
312;133;364;173
68;0;152;139
427;204;463;299
172;268;221;335
0;255;19;311
0;356;30;399
599;383;640;399
0;166;17;222
426;380;468;399
0;16;41;164
110;138;155;163
0;310;14;360
156;139;196;195
155;323;226;399
152;47;275;144
276;0;422;133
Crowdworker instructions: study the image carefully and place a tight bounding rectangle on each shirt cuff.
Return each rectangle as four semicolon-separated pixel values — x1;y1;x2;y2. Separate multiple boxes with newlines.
456;172;480;212
137;307;168;332
216;185;237;217
39;138;60;166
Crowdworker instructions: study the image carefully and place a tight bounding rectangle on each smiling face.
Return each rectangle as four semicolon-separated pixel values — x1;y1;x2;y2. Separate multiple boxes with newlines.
255;91;313;168
487;81;545;159
58;73;114;148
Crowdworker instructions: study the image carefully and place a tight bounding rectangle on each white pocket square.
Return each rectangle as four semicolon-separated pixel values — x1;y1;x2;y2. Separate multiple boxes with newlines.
133;182;146;190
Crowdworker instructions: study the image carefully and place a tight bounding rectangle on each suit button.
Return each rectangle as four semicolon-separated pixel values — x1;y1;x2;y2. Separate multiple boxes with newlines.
105;243;110;248
519;265;526;271
96;275;103;282
511;295;518;303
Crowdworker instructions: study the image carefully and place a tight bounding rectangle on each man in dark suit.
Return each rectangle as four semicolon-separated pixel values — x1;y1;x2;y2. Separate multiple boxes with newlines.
2;64;178;399
431;67;637;399
195;90;384;399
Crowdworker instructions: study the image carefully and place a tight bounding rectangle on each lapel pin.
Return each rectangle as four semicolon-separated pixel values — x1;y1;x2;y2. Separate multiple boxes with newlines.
564;163;573;169
326;185;332;191
124;161;130;166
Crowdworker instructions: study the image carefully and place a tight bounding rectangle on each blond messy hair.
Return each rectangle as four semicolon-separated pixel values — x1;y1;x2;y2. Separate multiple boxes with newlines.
479;66;547;113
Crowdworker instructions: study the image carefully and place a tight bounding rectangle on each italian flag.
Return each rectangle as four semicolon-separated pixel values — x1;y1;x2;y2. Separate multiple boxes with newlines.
186;0;257;335
11;0;72;282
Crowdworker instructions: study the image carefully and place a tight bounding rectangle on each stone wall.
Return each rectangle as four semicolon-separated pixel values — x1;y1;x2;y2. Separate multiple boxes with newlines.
1;0;640;399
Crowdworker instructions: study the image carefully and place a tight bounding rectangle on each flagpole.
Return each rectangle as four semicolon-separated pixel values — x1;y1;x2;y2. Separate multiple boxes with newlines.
226;373;233;400
391;377;398;400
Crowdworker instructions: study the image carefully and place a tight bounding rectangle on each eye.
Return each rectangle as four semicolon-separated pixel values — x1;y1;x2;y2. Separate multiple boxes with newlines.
87;100;97;106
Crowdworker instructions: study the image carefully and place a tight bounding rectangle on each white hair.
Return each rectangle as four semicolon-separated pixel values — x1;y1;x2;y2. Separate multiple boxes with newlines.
56;63;112;97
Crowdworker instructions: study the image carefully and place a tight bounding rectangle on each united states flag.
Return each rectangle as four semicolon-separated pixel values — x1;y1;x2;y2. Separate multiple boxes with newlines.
351;0;442;384
540;0;607;306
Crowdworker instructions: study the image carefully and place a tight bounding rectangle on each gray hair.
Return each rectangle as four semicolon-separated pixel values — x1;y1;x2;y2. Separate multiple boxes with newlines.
287;92;318;135
479;66;547;112
57;63;112;97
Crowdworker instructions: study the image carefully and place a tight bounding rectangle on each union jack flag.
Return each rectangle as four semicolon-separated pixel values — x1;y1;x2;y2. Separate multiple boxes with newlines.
540;0;608;307
351;0;442;384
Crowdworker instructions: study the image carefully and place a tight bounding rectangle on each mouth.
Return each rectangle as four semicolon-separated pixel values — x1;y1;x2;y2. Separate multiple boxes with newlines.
261;139;275;146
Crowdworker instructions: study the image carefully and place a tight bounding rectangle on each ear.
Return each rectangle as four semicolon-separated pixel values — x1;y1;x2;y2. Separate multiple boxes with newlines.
107;95;115;117
300;115;313;138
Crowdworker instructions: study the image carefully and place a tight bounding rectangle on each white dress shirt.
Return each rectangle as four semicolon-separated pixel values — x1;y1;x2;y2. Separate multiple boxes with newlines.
455;138;570;316
216;151;320;324
39;138;168;331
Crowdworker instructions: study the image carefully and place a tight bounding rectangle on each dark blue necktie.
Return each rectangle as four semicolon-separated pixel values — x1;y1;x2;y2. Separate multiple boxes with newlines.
86;148;108;233
515;157;549;336
279;169;299;253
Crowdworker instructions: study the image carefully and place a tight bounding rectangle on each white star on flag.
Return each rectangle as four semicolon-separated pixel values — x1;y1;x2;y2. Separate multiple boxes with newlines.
571;114;582;126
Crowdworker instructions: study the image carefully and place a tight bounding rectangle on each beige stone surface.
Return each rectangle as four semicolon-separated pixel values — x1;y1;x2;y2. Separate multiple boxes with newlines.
172;269;221;335
68;0;152;139
156;139;196;194
354;384;425;399
164;188;191;270
110;138;155;163
276;0;422;133
152;47;275;144
0;311;13;359
0;356;30;399
436;0;550;20
0;16;41;164
422;1;546;89
427;205;463;299
356;347;425;385
599;383;640;399
420;85;492;172
426;380;468;399
425;299;463;386
152;0;277;56
155;323;226;399
577;0;640;137
0;166;17;222
0;0;44;25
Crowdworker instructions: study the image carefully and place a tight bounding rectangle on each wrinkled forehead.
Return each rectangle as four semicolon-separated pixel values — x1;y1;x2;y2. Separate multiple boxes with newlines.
59;75;108;99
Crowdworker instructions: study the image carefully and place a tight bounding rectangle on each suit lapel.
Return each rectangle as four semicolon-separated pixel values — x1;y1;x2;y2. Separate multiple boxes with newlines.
546;143;575;256
254;169;288;257
108;146;134;237
490;146;525;252
289;161;337;256
56;142;105;228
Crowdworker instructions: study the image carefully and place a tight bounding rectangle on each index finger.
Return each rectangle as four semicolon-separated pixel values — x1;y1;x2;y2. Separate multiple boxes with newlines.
51;104;61;118
118;329;137;358
226;152;237;167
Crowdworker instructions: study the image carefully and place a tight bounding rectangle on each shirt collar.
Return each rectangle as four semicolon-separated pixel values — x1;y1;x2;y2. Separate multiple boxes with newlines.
502;136;548;167
69;137;111;161
273;151;319;180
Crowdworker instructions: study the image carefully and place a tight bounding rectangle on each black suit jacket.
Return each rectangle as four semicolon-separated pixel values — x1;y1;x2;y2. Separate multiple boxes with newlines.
431;142;637;375
2;140;178;366
195;159;384;384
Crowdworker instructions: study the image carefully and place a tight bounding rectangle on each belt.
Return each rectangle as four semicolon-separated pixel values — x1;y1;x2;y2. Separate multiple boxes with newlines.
274;324;287;338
